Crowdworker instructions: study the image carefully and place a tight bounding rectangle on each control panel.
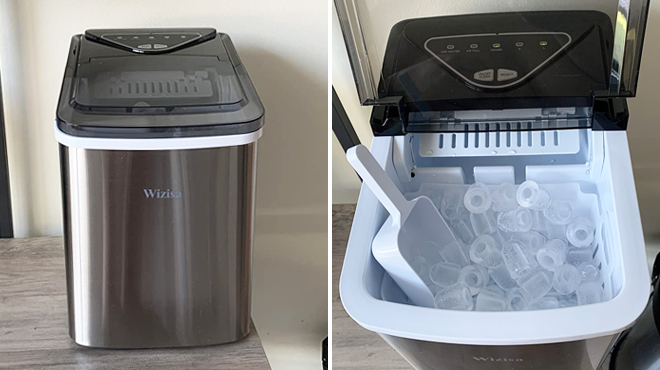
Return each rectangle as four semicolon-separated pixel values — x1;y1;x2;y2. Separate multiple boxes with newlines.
424;32;571;91
85;28;217;54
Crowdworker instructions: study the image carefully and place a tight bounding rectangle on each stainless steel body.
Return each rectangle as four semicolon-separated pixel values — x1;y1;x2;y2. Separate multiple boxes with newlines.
59;143;257;348
379;333;617;370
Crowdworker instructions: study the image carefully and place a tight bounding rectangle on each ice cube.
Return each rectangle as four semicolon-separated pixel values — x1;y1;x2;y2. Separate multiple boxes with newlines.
483;283;506;296
546;223;567;242
423;187;444;211
470;211;498;236
464;183;492;214
531;210;547;232
553;264;581;295
506;287;531;311
543;200;572;225
409;256;432;285
578;261;602;284
528;297;560;310
576;282;604;306
439;240;470;267
566;246;595;267
488;263;518;291
458;265;490;296
547;291;578;308
537;239;569;272
469;234;503;268
418;240;444;266
511;231;546;254
566;216;595;247
517;180;551;210
429;262;461;288
517;268;553;300
451;217;476;245
441;187;467;222
492;183;519;212
434;282;474;310
502;240;538;279
490;231;509;250
476;289;507;311
498;207;533;233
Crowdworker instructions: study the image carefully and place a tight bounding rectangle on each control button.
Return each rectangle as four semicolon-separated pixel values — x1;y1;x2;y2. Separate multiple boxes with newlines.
492;43;501;48
137;44;152;49
447;44;455;50
154;44;168;49
470;44;478;49
474;69;494;82
498;69;518;81
515;42;524;47
540;41;548;46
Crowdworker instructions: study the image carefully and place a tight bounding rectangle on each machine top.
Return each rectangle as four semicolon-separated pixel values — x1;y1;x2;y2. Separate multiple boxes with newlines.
56;28;264;139
335;1;650;134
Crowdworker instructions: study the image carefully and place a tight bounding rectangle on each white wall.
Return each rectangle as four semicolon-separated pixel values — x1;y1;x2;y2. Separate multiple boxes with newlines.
331;1;660;236
0;0;328;237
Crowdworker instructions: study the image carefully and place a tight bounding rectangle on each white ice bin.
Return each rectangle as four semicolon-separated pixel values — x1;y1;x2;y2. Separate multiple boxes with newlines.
335;1;652;369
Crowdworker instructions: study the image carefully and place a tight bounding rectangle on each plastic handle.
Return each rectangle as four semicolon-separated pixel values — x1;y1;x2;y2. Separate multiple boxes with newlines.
347;145;412;223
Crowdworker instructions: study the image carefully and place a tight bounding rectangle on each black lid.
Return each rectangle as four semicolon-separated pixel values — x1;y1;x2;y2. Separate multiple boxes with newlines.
56;28;264;139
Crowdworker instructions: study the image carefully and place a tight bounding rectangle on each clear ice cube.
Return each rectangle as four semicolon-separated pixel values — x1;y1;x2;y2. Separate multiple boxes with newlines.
476;289;507;311
490;231;508;250
418;240;444;267
531;210;547;232
511;231;546;255
464;183;492;214
451;217;476;245
528;297;560;310
537;239;569;272
434;282;474;310
488;263;518;291
576;282;604;306
547;291;578;308
469;234;503;268
553;264;581;295
566;246;595;267
492;183;519;212
566;216;595;247
470;210;498;236
502;240;538;279
483;283;506;296
506;287;531;311
458;265;490;296
497;207;533;233
517;268;553;300
517;180;551;210
543;200;572;225
441;187;467;222
429;262;461;288
578;262;602;284
546;223;567;242
409;256;432;285
439;240;470;267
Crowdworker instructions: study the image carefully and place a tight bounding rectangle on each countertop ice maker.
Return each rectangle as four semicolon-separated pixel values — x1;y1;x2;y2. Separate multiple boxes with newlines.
335;1;651;369
55;28;264;348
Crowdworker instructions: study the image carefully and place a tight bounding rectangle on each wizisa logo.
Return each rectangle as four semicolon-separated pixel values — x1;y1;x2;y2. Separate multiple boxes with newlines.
142;188;182;199
473;357;524;362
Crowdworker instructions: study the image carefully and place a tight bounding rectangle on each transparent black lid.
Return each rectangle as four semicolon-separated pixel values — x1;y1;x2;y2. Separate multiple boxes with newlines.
335;1;649;134
56;28;264;138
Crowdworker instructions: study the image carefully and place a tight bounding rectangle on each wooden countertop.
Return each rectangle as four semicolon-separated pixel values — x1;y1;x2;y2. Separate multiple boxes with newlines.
0;236;270;369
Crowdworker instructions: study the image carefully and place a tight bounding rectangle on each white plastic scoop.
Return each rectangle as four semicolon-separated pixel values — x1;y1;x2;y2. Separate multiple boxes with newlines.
347;145;458;308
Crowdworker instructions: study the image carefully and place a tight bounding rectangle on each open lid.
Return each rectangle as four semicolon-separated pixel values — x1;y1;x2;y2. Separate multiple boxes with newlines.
335;1;649;134
56;28;264;139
